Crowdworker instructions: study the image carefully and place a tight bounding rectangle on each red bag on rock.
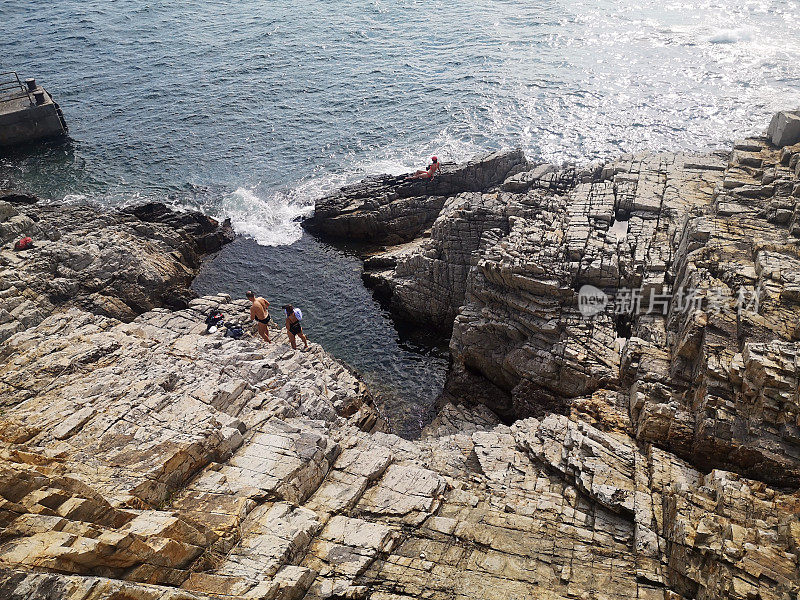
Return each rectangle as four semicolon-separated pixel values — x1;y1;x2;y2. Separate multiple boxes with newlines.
13;237;33;251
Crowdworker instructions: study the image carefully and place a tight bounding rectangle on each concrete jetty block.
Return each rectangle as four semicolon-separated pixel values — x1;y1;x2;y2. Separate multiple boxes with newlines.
0;80;67;148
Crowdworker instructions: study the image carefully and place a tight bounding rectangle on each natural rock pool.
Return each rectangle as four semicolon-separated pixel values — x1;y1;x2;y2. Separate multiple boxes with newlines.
192;233;450;438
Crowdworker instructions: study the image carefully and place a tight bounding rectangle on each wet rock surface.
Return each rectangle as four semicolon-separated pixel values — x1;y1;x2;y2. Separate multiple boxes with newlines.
2;115;800;599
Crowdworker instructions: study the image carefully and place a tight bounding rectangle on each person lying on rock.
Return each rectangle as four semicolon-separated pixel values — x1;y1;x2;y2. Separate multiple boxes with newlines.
246;290;271;343
407;156;439;180
283;304;309;351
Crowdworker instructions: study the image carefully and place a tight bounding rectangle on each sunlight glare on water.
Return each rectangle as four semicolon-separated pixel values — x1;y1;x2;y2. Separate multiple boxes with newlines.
1;0;798;245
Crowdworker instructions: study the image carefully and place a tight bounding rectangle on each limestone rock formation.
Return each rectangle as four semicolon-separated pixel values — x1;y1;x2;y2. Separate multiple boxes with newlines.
1;311;797;600
622;137;800;487
2;291;798;599
0;195;233;343
125;202;235;255
333;116;800;491
363;191;524;330
449;151;727;418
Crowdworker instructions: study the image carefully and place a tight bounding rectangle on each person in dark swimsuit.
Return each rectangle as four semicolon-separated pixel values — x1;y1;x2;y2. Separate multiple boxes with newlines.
407;156;440;180
283;304;309;351
247;290;271;343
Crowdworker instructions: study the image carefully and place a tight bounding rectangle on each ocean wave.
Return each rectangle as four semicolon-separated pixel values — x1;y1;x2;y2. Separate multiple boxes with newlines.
219;140;489;246
707;27;754;44
62;193;89;204
219;155;415;246
217;187;309;246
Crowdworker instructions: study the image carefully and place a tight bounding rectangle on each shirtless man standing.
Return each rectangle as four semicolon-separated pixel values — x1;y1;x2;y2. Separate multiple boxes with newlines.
407;156;440;180
246;290;271;343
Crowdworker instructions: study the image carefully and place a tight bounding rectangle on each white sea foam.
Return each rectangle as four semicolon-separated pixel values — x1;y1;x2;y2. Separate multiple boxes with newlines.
62;193;88;204
219;186;313;246
221;142;483;246
707;27;753;44
220;168;369;246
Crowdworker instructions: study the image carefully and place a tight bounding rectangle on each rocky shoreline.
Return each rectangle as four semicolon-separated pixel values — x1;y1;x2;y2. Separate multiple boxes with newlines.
0;112;799;600
310;112;800;483
0;196;234;343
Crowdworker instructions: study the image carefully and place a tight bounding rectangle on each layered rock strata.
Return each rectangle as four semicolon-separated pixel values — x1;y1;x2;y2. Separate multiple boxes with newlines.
310;116;800;491
624;137;800;486
449;151;727;417
1;293;798;600
1;115;799;599
362;191;524;330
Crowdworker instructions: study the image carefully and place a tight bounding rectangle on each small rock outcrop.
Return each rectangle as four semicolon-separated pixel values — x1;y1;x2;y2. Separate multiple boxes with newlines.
767;110;800;147
0;195;233;343
303;149;527;244
125;202;234;254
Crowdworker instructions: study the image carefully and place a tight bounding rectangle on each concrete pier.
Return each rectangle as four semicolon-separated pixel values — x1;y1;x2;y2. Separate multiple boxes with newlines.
0;73;67;148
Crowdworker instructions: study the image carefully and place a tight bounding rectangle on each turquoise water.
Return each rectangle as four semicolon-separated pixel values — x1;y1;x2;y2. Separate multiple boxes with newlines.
2;0;798;435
